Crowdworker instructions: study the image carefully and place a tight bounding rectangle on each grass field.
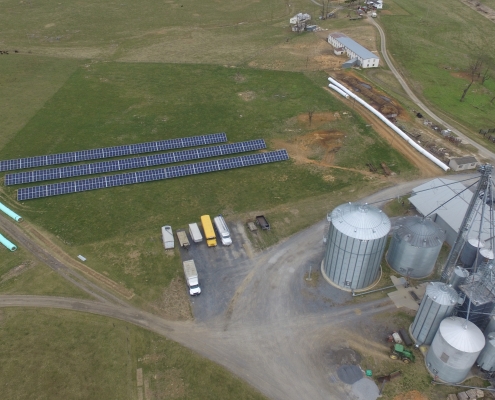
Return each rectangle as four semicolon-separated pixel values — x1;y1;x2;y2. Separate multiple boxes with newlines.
0;308;267;400
0;246;90;298
380;0;495;137
0;60;414;301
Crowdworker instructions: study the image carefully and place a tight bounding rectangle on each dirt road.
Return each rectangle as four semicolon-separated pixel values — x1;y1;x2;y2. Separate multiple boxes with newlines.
0;175;478;399
368;17;495;163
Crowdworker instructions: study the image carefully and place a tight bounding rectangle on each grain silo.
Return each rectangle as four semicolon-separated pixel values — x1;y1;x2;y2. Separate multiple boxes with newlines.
426;317;485;383
448;266;469;291
457;270;495;330
477;333;495;372
485;316;495;337
410;282;458;345
322;202;390;291
460;238;484;268
386;216;445;279
475;248;494;269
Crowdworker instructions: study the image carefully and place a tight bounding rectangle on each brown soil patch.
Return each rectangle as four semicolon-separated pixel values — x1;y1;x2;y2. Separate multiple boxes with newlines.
297;112;335;126
274;130;345;166
337;72;402;118
238;91;256;101
153;276;192;321
393;391;428;400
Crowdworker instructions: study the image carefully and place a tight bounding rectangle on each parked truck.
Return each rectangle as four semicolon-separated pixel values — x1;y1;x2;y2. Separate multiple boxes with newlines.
176;229;190;250
188;223;203;243
161;225;174;249
183;260;201;296
213;215;232;246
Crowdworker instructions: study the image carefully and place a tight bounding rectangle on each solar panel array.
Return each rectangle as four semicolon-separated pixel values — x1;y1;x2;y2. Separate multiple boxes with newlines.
5;139;266;185
17;150;289;201
0;132;227;172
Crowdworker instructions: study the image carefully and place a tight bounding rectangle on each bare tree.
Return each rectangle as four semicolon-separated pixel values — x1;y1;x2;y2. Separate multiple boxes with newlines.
482;67;491;86
460;57;484;102
308;110;315;126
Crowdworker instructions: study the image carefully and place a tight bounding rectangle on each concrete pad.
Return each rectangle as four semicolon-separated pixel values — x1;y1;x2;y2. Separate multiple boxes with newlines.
136;368;143;387
388;276;428;310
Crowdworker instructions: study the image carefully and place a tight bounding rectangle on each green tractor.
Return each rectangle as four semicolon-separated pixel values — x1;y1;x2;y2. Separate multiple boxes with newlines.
389;344;415;364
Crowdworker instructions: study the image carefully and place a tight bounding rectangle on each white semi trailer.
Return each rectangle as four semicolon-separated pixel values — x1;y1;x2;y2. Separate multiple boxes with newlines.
161;225;175;249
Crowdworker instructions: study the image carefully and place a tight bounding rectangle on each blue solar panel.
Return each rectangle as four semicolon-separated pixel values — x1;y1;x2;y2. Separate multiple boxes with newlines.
17;150;289;200
1;132;227;172
5;139;265;185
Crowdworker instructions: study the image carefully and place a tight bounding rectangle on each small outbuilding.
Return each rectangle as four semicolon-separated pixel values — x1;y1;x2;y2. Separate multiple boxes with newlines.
449;156;479;172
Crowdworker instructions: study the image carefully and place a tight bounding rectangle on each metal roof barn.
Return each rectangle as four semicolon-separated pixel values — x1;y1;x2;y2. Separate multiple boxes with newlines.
409;178;492;246
410;282;458;345
322;202;390;290
426;317;485;383
386;216;446;279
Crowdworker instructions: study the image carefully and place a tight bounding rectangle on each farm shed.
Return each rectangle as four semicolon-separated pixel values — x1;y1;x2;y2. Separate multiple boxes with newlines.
328;32;379;68
449;156;479;171
409;178;491;246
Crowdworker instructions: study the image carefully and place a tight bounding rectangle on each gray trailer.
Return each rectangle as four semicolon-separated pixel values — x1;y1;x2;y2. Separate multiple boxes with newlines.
256;215;270;230
176;229;190;250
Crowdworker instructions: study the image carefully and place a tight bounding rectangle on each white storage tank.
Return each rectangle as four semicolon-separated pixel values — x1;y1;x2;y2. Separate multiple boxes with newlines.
448;266;469;291
410;282;458;345
460;238;484;267
475;248;494;269
322;202;390;290
386;216;446;279
426;317;485;383
477;333;495;372
485;316;495;337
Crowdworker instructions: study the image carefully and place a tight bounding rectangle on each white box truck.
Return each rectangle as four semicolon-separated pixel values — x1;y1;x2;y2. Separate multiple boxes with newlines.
161;225;174;249
213;215;232;246
188;223;203;243
183;260;201;296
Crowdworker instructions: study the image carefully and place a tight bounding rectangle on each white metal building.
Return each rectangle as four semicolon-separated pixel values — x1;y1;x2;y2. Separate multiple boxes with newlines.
409;178;490;246
449;156;479;172
328;32;380;68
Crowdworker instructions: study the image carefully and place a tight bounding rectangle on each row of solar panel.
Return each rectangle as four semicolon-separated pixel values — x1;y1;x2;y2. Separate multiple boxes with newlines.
0;132;227;172
5;139;266;185
17;150;289;201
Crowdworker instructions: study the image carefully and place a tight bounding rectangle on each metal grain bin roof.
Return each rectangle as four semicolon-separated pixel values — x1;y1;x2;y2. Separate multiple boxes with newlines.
330;202;390;240
425;282;458;306
394;216;446;248
439;317;485;353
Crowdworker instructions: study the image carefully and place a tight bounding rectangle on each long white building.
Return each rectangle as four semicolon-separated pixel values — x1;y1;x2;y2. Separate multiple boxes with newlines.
328;32;380;68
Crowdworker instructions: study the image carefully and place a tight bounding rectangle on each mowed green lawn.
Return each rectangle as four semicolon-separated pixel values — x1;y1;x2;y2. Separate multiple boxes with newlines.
0;308;267;400
0;60;414;301
380;0;495;135
0;245;90;298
